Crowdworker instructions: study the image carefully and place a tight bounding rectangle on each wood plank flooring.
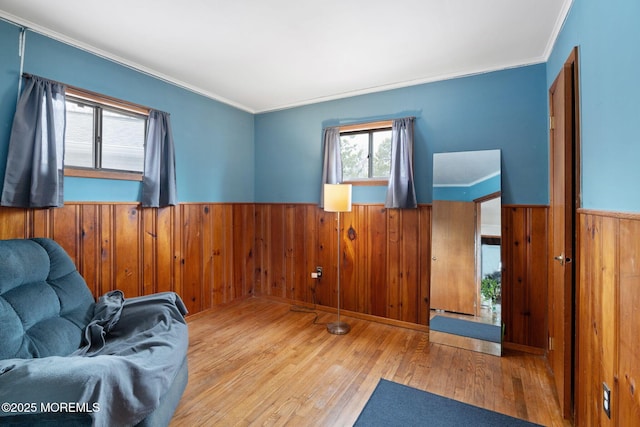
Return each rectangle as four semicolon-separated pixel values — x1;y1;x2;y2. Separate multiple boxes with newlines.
171;297;569;427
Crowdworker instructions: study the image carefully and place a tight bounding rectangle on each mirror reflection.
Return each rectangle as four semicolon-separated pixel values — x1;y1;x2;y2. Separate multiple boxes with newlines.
429;149;502;356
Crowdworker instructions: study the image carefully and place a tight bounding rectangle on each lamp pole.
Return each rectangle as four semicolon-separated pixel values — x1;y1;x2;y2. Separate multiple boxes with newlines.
323;183;351;335
327;208;350;334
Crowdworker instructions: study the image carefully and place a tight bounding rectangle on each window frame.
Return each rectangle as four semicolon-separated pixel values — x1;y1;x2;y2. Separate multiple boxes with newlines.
339;120;393;186
64;87;150;182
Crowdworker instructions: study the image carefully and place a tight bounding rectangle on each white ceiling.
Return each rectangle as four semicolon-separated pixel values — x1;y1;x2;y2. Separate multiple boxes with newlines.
0;0;572;113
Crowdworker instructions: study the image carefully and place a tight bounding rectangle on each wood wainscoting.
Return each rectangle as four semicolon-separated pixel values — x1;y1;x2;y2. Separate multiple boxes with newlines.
6;202;639;422
254;204;432;325
502;205;549;350
0;202;549;350
0;203;256;315
577;209;640;426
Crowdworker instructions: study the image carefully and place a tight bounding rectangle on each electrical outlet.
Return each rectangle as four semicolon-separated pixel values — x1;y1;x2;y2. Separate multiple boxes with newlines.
316;266;323;278
603;382;611;419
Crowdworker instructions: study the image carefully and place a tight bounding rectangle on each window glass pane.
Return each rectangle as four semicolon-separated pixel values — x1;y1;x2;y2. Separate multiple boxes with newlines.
101;109;145;172
341;133;369;180
372;130;392;178
65;101;95;168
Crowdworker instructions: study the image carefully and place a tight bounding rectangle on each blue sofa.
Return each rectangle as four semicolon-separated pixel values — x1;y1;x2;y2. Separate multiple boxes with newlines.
0;238;189;427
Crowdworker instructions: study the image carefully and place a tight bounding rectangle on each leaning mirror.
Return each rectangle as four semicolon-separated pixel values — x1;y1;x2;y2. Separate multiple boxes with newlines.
429;149;502;356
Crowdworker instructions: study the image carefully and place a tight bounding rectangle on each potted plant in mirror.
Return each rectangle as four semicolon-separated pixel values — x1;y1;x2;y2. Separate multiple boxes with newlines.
481;271;501;311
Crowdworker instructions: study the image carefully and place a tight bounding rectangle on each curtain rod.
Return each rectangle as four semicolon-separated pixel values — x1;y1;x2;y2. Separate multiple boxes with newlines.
336;116;415;126
21;72;162;115
328;116;416;131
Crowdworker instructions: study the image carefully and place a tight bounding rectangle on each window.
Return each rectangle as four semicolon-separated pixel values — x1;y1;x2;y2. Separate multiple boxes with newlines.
64;88;148;181
340;120;392;184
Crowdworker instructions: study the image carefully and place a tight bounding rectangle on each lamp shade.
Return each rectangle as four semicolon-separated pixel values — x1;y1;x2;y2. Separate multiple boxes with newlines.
323;184;352;212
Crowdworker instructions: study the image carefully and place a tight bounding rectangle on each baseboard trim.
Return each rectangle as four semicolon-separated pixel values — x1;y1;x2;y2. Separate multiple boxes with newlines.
502;341;546;355
263;295;430;334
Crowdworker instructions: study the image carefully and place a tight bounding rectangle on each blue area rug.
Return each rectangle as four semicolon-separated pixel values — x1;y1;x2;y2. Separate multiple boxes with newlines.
430;315;501;343
354;379;542;427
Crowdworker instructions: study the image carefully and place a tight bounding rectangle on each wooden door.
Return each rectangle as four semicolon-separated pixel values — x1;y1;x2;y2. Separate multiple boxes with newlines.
431;200;476;315
548;50;578;420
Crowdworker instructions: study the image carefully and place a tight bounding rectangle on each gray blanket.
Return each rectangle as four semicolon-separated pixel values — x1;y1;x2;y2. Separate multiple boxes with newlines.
0;291;188;427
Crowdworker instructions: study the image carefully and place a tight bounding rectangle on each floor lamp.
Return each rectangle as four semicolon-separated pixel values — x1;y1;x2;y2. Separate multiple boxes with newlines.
323;183;352;335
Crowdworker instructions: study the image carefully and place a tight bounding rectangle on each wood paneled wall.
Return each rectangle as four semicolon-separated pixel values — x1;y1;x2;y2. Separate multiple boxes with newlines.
0;203;256;315
577;210;640;426
6;202;639;421
255;203;549;349
0;202;549;350
501;205;549;349
254;204;432;324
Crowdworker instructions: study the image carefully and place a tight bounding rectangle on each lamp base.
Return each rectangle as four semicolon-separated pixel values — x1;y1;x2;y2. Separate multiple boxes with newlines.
327;321;351;335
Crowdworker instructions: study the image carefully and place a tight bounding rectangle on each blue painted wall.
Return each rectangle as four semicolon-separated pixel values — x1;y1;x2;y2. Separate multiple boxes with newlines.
0;22;20;180
13;4;634;210
255;65;548;205
548;0;640;212
4;2;638;211
0;22;255;203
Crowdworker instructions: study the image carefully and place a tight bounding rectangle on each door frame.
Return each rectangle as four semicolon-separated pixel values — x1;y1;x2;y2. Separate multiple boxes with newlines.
474;191;501;314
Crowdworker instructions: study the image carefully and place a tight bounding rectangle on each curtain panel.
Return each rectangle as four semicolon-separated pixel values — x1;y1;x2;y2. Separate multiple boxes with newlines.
142;110;177;208
1;76;66;208
385;117;417;209
319;126;342;208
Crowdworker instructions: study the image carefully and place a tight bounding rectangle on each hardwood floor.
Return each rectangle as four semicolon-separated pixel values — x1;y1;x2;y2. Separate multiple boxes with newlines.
171;297;569;427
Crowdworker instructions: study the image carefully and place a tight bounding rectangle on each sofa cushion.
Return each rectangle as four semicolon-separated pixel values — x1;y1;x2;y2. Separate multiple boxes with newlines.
0;238;95;359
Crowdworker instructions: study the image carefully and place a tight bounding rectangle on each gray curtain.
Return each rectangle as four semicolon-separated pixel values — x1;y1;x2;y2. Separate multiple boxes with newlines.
142;110;177;207
385;117;417;208
319;126;342;208
1;76;66;208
